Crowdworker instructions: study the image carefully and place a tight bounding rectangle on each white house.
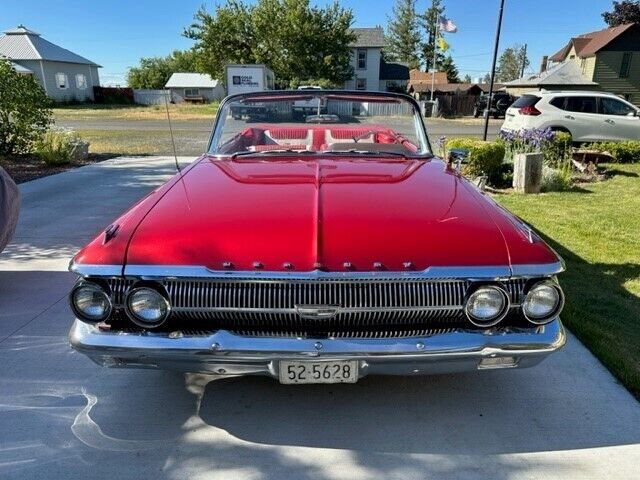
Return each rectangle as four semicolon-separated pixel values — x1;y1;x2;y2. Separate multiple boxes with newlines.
345;27;384;91
165;73;225;103
344;27;409;92
0;25;100;102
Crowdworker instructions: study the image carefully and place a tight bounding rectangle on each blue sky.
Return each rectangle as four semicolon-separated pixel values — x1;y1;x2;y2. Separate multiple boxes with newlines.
2;0;616;85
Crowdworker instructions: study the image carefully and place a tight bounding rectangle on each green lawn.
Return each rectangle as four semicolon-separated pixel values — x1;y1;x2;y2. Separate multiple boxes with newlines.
496;164;640;399
53;102;219;121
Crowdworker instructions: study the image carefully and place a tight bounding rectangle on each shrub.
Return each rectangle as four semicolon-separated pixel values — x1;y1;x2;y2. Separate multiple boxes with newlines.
499;128;571;167
446;137;506;181
547;131;572;167
34;129;83;165
0;59;52;155
541;165;572;192
591;141;640;163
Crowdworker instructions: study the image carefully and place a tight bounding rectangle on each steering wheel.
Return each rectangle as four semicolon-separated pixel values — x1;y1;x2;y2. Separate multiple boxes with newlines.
352;130;400;144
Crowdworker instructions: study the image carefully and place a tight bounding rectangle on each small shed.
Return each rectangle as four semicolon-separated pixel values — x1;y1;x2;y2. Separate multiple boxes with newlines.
165;73;225;103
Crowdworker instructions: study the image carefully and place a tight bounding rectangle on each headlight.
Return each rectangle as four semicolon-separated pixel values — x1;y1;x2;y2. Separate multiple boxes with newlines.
71;282;112;323
522;281;563;324
465;285;510;327
125;286;170;328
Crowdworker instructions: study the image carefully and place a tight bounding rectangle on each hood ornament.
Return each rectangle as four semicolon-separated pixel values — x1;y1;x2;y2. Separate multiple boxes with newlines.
295;304;341;320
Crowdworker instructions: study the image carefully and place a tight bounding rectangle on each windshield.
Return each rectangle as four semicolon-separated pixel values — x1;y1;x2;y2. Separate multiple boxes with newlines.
208;91;431;157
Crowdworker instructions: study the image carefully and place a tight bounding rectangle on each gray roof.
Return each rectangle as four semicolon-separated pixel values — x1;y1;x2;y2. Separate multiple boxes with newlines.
165;72;219;88
349;27;386;48
505;61;597;87
380;60;409;80
0;25;100;66
9;60;32;74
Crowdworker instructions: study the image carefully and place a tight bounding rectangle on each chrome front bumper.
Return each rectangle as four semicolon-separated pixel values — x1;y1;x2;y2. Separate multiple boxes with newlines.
69;319;566;379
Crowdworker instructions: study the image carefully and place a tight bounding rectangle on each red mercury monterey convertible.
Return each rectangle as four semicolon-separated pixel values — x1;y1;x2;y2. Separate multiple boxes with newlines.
69;91;565;384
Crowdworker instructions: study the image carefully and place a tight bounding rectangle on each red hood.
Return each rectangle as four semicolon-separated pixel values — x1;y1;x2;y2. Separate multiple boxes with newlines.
118;156;557;272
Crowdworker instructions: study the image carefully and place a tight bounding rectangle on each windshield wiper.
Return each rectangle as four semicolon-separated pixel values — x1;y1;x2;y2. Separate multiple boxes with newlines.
319;149;409;157
230;149;316;159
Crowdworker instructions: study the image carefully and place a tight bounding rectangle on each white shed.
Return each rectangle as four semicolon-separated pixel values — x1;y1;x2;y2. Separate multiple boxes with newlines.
165;73;225;103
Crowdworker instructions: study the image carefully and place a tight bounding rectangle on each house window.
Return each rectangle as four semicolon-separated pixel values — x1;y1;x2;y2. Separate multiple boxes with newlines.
356;78;367;90
75;74;87;90
184;88;200;97
357;49;367;69
620;52;632;78
581;58;587;75
55;73;68;89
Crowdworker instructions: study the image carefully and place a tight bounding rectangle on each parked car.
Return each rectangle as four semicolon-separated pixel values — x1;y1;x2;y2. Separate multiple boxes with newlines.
501;91;640;142
68;91;566;385
0;166;19;254
292;85;327;117
473;92;515;119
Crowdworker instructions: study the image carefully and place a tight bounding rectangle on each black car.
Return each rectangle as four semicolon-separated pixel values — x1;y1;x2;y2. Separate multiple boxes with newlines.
473;92;515;119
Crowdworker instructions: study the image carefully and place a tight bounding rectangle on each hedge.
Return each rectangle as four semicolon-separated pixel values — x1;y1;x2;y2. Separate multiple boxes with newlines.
590;140;640;163
446;137;506;180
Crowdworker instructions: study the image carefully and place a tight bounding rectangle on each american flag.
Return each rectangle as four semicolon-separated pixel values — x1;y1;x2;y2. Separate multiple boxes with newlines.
438;16;458;33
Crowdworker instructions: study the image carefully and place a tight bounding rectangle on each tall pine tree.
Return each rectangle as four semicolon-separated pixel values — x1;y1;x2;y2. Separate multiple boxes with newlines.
418;0;459;82
385;0;421;68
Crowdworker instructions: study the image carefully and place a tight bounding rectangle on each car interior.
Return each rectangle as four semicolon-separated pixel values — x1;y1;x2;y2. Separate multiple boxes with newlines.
216;125;419;155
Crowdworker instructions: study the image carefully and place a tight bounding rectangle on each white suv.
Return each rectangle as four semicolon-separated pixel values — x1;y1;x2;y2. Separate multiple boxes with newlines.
501;91;640;142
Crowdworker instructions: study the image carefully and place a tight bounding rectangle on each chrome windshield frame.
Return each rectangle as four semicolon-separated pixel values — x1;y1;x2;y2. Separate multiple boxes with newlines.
206;90;433;157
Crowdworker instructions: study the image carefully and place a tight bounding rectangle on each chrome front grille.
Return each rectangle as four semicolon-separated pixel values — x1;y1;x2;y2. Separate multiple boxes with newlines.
105;277;528;334
160;278;469;330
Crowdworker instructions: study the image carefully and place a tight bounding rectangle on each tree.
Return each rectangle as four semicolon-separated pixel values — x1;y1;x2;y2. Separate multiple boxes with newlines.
602;0;640;26
127;49;199;89
385;0;421;69
417;0;460;81
419;0;444;71
463;74;472;83
482;73;491;83
0;59;52;155
495;44;529;82
184;0;356;88
441;55;459;83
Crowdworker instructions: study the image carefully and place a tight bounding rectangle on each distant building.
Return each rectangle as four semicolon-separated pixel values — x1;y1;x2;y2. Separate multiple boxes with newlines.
506;23;640;105
0;25;100;102
165;73;225;103
379;60;410;92
344;27;409;92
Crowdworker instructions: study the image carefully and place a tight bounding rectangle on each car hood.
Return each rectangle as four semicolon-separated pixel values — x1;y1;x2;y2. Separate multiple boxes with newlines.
119;156;558;272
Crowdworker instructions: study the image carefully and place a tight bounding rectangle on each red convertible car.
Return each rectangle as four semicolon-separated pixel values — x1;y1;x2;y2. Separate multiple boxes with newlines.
69;91;565;384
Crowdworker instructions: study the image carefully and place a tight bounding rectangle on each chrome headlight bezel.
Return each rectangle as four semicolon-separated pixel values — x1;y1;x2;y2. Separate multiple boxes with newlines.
124;285;171;329
70;281;113;323
464;284;510;327
522;280;564;325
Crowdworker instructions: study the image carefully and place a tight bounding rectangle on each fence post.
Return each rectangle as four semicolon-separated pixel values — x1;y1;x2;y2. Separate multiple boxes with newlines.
513;152;543;193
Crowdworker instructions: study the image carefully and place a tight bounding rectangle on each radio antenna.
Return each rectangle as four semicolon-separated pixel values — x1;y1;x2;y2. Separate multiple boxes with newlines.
164;89;181;172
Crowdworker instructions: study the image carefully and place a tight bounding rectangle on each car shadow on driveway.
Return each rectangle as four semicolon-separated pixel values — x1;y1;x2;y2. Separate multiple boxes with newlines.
196;363;640;456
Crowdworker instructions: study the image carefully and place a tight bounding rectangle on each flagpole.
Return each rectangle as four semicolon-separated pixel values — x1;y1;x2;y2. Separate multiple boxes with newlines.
430;13;439;102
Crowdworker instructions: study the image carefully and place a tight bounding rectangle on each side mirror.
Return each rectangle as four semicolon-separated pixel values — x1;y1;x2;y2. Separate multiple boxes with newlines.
447;148;469;172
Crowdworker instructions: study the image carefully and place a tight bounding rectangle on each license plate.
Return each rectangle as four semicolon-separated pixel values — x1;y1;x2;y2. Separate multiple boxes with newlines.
279;360;358;384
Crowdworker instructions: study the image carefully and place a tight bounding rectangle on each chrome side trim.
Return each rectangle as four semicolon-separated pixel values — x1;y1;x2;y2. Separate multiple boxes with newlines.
69;262;122;277
69;261;565;280
510;261;565;277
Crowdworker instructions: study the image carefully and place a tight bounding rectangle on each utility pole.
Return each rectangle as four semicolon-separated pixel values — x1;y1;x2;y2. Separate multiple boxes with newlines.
483;0;505;141
520;43;528;78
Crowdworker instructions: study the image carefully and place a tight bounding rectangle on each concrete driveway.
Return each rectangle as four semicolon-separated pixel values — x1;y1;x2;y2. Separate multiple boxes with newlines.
0;157;638;480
